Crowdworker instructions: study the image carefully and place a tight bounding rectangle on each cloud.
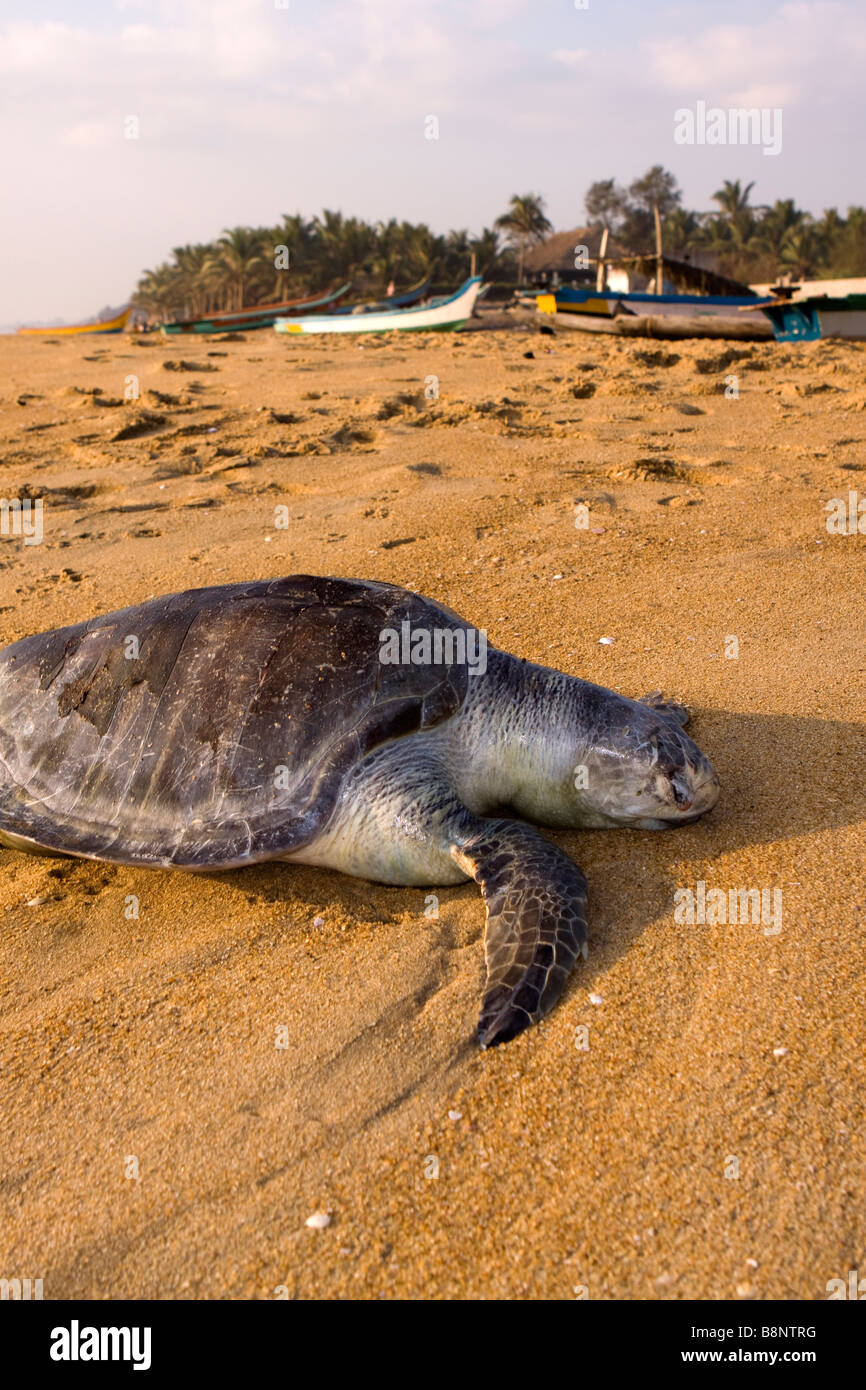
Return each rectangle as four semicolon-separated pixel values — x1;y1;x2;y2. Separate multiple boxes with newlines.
62;121;116;148
553;49;588;68
648;2;866;106
1;0;864;321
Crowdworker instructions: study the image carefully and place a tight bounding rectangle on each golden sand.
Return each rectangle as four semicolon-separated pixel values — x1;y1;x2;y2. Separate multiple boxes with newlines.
0;314;864;1299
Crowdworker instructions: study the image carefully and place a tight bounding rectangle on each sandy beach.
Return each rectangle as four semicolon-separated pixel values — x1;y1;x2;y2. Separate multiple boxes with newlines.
0;312;864;1301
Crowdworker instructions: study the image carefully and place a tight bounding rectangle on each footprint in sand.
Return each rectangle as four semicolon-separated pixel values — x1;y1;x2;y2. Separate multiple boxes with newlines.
325;423;377;451
152;457;204;479
632;350;681;368
162;359;220;373
110;410;168;441
144;388;186;407
266;409;307;425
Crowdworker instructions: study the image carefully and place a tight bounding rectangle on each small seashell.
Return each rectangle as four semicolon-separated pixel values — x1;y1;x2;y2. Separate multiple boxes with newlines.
26;896;50;907
313;916;324;927
589;993;603;1006
305;1211;331;1230
772;1047;788;1057
598;637;613;646
447;1109;462;1122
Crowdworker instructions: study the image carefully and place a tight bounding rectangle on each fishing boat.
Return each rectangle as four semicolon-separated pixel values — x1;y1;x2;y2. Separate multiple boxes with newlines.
330;273;433;316
18;306;130;336
160;283;351;335
275;277;483;335
537;286;773;340
756;292;866;342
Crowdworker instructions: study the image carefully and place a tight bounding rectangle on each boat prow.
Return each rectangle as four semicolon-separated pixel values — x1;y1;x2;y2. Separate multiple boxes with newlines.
18;306;131;336
274;277;483;335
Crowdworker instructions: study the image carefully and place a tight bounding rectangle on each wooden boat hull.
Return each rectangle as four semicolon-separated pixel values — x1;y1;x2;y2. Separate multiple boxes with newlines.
539;288;772;340
161;284;351;335
544;310;771;340
18;307;130;336
275;278;483;335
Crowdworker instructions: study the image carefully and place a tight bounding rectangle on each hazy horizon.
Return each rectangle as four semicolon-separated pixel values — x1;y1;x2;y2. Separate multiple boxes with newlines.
2;0;864;324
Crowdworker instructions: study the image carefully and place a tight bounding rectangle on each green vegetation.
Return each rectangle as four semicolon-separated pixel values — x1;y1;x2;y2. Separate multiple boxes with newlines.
133;172;866;319
494;194;552;286
585;166;866;283
133;214;506;321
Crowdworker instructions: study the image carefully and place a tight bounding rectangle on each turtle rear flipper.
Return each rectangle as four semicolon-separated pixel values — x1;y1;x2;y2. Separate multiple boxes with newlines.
452;821;588;1048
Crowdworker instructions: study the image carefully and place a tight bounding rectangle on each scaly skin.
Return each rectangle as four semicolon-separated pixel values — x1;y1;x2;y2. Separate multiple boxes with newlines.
0;581;719;1047
286;649;718;1047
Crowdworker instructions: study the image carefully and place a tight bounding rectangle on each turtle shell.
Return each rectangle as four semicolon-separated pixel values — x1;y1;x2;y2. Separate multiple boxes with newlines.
0;576;472;868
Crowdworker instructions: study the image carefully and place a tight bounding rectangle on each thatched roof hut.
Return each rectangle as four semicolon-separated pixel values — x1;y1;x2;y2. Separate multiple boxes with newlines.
523;226;627;286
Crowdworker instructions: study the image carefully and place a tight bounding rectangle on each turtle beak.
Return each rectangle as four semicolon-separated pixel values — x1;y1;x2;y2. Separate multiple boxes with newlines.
671;773;694;811
673;756;719;822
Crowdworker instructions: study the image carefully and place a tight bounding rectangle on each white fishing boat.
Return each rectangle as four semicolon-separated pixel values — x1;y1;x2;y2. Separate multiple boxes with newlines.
275;277;482;335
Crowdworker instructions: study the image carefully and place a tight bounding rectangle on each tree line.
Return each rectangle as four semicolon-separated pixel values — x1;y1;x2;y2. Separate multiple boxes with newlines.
133;215;503;321
132;170;866;320
584;166;866;284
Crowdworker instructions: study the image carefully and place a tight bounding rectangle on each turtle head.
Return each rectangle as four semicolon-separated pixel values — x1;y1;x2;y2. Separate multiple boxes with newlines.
569;688;719;829
475;660;718;831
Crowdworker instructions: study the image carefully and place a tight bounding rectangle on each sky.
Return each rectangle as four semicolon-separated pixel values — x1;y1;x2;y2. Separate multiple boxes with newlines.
1;0;864;323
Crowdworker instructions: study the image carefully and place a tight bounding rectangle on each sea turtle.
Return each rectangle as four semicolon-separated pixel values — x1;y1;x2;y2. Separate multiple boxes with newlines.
0;576;718;1046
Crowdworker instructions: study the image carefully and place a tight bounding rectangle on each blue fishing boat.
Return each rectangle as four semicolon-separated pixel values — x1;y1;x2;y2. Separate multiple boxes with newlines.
330;274;434;316
757;293;866;342
537;286;774;340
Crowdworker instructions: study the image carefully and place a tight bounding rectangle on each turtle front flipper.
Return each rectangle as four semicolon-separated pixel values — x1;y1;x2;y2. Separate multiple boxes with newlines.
452;821;588;1049
638;691;690;728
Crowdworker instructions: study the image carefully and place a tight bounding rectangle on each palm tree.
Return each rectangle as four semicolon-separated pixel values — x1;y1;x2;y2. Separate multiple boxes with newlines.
469;227;501;278
132;263;178;323
756;199;806;256
311;210;378;285
660;207;702;258
832;206;866;276
778;224;820;278
209;227;265;310
712;179;755;224
271;214;314;299
495;193;552;285
169;243;215;317
585;178;627;231
708;180;760;266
